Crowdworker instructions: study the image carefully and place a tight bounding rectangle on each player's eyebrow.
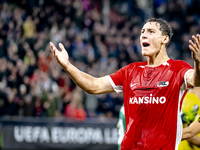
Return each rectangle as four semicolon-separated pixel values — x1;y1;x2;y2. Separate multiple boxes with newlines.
141;28;156;32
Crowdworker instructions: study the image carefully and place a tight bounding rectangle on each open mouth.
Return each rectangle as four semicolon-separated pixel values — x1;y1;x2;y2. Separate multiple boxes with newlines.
142;42;150;47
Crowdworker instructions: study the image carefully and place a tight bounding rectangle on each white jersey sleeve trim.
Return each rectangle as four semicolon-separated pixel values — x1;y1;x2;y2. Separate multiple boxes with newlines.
175;83;187;150
184;69;194;90
106;75;123;93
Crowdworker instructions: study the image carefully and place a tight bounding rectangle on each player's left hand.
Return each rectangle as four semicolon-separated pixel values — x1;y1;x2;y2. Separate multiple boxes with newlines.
189;34;200;62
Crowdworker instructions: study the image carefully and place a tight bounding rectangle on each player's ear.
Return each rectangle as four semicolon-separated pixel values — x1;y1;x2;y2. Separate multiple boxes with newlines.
162;35;169;45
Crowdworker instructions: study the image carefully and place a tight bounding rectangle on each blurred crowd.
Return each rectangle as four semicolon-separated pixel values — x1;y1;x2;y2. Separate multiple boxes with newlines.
0;0;199;120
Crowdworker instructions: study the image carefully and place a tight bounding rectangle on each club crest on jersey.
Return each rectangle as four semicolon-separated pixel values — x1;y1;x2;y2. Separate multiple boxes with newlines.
157;81;169;87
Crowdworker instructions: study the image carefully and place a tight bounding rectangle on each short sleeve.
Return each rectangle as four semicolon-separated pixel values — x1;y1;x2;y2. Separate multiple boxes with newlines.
106;66;127;93
176;60;194;89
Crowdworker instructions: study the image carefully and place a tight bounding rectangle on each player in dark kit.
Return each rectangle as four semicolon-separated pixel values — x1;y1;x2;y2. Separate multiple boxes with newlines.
50;18;200;150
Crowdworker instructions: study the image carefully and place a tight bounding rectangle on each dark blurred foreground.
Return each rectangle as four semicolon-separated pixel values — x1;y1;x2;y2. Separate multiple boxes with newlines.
0;116;118;150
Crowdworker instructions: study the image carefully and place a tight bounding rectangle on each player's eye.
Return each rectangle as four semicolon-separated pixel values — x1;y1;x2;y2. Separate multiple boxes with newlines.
150;30;154;33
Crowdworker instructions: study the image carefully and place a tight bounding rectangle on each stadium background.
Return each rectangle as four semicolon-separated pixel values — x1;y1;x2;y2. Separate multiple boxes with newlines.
0;0;199;149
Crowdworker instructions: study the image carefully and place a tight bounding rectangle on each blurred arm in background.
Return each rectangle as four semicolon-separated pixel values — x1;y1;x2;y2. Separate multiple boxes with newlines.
182;118;200;140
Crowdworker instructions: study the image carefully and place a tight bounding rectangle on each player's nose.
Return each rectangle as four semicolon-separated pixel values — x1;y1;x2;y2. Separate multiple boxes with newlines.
141;32;147;39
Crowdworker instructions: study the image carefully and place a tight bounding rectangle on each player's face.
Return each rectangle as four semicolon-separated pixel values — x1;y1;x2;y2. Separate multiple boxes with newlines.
140;22;165;57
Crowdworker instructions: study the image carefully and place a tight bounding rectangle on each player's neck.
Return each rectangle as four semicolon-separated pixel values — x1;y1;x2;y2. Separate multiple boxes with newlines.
147;50;169;67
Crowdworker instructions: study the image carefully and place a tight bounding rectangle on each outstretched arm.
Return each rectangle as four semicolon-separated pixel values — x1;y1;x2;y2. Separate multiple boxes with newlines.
186;34;200;86
50;42;115;94
182;120;200;140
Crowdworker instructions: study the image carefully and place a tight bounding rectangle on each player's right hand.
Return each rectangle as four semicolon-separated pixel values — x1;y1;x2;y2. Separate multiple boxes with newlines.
50;42;70;69
189;34;200;62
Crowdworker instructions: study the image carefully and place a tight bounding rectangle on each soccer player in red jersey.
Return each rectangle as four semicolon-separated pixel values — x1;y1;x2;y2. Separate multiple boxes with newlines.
50;18;200;150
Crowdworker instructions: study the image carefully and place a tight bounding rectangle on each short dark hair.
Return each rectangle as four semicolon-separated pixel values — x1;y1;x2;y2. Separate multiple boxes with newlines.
145;18;173;47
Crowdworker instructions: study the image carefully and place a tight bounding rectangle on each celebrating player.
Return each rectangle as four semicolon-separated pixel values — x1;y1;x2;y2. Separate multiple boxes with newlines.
50;18;200;150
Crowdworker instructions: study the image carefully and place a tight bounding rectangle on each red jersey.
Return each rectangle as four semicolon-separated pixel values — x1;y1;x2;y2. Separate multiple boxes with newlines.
107;59;193;150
